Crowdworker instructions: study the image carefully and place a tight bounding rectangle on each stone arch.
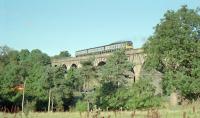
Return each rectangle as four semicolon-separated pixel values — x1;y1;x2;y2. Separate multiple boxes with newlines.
95;57;107;66
97;61;106;66
71;64;77;69
62;64;67;69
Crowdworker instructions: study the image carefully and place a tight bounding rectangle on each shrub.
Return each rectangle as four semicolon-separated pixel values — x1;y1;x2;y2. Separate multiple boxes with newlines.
75;100;88;112
95;78;162;110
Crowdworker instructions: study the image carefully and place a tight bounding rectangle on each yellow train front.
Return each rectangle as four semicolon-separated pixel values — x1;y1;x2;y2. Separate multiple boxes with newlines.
75;41;133;57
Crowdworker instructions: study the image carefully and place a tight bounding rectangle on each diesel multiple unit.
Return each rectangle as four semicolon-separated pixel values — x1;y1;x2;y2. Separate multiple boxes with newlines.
75;41;133;57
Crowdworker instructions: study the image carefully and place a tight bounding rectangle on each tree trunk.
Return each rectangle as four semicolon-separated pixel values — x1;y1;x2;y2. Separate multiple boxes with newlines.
87;100;90;112
51;97;54;112
48;89;51;112
22;79;26;114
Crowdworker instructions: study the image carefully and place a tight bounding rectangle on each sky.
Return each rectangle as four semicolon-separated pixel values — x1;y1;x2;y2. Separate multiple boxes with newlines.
0;0;199;56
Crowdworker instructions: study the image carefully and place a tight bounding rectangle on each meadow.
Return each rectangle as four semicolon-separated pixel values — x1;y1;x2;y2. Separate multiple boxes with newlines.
1;103;200;118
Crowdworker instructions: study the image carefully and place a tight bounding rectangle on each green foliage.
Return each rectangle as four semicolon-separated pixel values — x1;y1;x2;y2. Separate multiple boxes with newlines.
125;79;162;109
0;45;161;111
96;79;161;110
95;50;148;110
30;49;51;66
53;50;71;59
99;49;133;86
24;101;36;117
0;46;73;111
41;66;74;111
143;5;200;100
0;49;28;103
75;100;88;112
95;82;118;109
66;68;83;91
78;58;97;92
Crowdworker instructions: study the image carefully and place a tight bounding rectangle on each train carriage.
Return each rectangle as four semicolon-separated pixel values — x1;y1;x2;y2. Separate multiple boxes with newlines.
76;49;88;56
75;41;133;57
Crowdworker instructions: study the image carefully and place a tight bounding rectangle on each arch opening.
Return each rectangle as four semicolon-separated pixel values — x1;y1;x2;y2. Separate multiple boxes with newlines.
62;64;67;69
62;64;67;73
71;64;77;69
97;61;106;66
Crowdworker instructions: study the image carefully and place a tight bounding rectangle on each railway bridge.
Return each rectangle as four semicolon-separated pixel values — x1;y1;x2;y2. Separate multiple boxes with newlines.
51;48;145;80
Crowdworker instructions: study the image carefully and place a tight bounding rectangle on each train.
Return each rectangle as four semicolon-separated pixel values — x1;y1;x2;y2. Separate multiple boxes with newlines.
75;41;133;57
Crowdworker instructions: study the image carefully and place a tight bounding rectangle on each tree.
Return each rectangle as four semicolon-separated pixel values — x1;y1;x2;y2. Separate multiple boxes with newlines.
66;68;83;92
73;58;100;111
0;46;76;111
125;78;161;109
41;66;74;111
143;5;200;100
29;49;51;66
99;49;133;86
0;45;12;56
95;50;133;109
0;46;11;80
0;49;29;111
59;51;71;57
96;78;161;110
0;47;55;111
79;58;97;93
53;50;71;59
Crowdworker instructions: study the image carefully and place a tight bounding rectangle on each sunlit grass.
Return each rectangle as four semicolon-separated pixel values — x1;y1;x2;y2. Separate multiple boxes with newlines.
1;103;200;118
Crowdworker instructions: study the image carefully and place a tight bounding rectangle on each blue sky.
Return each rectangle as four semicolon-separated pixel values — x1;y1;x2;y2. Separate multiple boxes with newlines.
0;0;199;56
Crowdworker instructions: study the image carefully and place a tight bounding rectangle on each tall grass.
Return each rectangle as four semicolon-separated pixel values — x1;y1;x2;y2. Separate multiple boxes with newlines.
1;103;200;118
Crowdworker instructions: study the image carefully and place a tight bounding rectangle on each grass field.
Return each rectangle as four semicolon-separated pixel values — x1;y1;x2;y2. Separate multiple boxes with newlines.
1;104;200;118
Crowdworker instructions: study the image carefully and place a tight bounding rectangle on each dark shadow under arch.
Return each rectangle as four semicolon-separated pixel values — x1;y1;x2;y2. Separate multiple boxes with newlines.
131;67;136;83
62;64;67;73
62;64;67;69
98;61;106;66
71;64;77;69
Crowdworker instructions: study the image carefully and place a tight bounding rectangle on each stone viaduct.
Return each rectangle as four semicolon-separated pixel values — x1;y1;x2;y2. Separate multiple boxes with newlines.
51;48;145;80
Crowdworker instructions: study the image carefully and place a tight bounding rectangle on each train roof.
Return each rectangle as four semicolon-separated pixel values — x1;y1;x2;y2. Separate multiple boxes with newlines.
110;40;132;44
76;41;132;52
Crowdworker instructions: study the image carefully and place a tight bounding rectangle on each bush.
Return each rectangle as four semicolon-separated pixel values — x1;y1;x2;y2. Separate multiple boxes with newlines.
75;100;88;112
95;78;162;110
125;78;162;109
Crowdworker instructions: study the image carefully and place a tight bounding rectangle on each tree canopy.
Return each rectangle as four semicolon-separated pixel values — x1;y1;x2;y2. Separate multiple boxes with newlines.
0;46;73;111
143;5;200;99
53;50;71;59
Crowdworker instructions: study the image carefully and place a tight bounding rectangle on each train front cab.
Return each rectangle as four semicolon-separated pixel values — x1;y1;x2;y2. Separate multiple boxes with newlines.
125;41;133;49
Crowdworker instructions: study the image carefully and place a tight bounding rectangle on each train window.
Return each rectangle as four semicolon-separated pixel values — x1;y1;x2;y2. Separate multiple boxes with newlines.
112;45;115;50
114;44;116;49
110;45;112;50
106;45;110;50
118;44;120;48
124;43;126;47
128;42;132;46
